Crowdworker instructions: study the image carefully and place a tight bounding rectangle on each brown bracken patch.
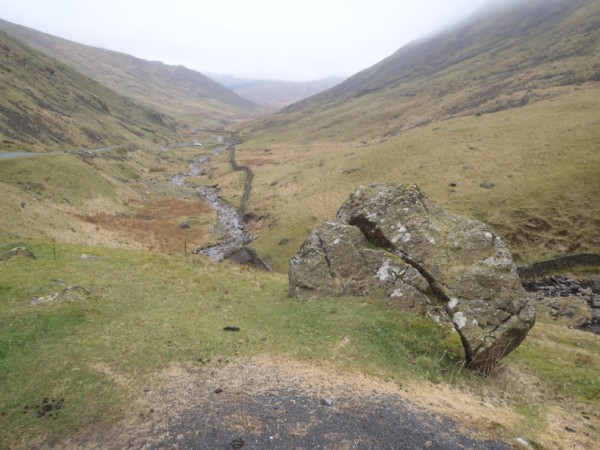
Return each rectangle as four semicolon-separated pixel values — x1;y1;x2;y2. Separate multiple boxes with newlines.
78;195;215;253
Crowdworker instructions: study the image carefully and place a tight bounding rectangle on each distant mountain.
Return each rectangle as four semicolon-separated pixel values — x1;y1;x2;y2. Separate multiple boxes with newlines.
0;31;178;152
0;19;260;123
210;75;345;110
243;0;600;140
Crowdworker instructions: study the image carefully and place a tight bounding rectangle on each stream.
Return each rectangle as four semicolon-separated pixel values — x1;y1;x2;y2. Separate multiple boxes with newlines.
169;147;250;262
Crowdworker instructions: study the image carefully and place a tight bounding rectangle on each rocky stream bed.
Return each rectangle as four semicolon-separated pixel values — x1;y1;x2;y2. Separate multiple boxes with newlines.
523;275;600;333
169;146;250;262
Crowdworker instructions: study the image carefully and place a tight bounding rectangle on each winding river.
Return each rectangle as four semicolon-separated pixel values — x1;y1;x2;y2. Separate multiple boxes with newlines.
169;147;249;262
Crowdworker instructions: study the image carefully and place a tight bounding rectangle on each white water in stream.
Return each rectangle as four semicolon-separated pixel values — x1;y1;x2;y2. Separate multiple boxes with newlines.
169;151;249;261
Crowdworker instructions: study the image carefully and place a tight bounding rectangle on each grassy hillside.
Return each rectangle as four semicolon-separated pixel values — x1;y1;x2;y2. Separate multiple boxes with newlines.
234;0;600;270
238;85;600;271
0;31;177;152
0;142;224;253
0;1;599;448
0;19;261;124
1;239;598;449
1;140;598;447
242;0;600;141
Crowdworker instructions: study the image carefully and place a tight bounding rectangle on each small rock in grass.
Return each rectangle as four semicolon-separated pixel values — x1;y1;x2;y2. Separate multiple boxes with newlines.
320;397;334;407
229;437;245;449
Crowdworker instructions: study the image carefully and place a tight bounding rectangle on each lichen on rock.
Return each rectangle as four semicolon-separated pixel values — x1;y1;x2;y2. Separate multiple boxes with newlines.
289;183;535;373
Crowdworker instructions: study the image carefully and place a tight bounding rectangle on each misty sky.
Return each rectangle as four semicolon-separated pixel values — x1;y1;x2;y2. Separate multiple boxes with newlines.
0;0;492;81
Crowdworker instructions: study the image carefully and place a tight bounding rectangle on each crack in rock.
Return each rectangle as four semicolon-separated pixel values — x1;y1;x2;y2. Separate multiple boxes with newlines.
289;183;535;373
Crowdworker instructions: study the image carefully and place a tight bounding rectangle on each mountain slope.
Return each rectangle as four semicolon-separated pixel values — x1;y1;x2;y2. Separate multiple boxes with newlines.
234;0;600;271
211;75;345;109
242;0;600;141
0;31;177;152
0;19;260;123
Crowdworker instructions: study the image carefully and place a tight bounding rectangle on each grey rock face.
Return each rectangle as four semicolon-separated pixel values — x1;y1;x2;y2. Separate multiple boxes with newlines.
290;183;535;373
289;221;434;314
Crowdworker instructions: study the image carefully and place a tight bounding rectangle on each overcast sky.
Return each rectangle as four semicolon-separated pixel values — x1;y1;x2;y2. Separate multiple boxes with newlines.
1;0;492;81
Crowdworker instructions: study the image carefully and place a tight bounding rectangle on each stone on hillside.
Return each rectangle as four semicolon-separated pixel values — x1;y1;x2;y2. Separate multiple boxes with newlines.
320;397;334;407
0;246;36;261
290;183;535;373
589;278;600;294
29;285;91;306
224;246;273;272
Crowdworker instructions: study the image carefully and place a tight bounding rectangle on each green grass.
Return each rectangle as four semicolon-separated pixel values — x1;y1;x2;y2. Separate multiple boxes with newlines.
0;152;146;245
507;319;600;402
0;155;120;205
1;238;598;448
0;239;468;447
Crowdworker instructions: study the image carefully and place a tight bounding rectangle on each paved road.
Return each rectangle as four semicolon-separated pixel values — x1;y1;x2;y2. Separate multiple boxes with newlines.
0;145;118;160
0;151;63;159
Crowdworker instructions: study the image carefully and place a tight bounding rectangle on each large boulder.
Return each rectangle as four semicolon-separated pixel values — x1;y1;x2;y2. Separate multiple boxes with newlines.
289;183;535;373
289;221;437;316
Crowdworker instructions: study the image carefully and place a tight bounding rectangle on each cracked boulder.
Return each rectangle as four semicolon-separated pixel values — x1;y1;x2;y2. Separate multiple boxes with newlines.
289;221;438;316
289;183;535;373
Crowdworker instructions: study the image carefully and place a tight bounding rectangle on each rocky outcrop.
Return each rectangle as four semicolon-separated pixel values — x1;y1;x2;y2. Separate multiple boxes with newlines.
289;183;536;373
29;285;92;306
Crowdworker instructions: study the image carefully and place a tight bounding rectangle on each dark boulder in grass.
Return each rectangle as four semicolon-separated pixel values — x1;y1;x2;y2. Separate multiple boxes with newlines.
289;183;535;373
224;246;273;272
